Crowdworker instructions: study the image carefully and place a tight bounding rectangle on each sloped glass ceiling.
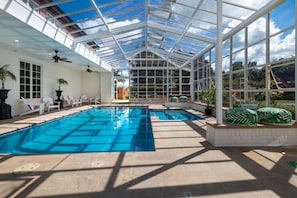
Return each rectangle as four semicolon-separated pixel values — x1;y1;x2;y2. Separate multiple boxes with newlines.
29;0;283;68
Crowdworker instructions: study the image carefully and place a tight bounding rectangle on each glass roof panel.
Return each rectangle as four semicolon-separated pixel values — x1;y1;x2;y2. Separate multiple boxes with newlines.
108;18;142;30
53;0;92;13
199;0;217;13
115;29;145;40
149;8;171;19
149;15;169;24
222;3;254;20
223;0;270;10
105;6;145;22
170;14;190;26
171;4;195;18
188;26;217;39
23;0;284;69
193;10;216;25
65;10;98;22
149;0;164;6
97;0;145;16
167;20;186;31
176;0;200;8
77;19;106;34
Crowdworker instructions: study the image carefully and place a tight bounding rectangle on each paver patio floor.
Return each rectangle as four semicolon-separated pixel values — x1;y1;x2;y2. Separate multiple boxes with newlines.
0;105;297;197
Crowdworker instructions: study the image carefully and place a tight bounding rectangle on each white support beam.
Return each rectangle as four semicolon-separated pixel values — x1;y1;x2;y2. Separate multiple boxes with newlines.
112;21;146;35
295;0;297;123
148;21;216;44
215;0;223;124
147;47;180;68
150;47;190;62
190;60;194;102
74;22;146;43
125;47;147;58
34;0;71;10
266;13;271;106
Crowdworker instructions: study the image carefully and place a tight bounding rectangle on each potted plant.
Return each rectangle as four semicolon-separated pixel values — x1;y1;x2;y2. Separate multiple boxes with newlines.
0;64;16;119
57;78;68;91
56;78;68;108
201;85;215;115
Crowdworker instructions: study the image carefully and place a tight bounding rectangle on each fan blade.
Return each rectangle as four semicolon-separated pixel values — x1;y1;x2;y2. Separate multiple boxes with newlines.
85;65;93;72
60;58;72;63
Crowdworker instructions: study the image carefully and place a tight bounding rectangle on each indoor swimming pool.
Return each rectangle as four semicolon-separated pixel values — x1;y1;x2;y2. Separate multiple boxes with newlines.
0;106;155;154
149;109;201;120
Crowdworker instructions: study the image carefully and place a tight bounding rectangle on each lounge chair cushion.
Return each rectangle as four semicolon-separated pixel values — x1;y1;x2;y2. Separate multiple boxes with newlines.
256;107;292;125
28;104;35;110
225;108;258;126
170;96;178;102
180;96;188;102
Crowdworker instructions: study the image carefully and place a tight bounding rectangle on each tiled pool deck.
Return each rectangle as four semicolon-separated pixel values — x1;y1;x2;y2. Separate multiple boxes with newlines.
0;104;297;197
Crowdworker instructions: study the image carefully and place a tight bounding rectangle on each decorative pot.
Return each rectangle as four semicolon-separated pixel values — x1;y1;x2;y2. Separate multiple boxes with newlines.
55;90;63;108
0;89;11;119
205;108;212;116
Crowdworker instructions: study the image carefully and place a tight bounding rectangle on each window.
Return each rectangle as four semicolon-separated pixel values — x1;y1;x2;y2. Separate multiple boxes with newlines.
20;61;42;99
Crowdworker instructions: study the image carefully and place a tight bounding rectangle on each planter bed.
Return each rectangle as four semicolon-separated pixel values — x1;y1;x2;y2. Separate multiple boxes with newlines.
206;121;297;147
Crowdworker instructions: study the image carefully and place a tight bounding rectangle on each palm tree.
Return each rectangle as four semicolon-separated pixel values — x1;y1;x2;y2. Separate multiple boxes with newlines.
0;64;16;89
57;78;68;90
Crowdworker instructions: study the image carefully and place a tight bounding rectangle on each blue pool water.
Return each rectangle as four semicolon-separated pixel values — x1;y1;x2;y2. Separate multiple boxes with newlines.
0;106;154;154
150;109;201;120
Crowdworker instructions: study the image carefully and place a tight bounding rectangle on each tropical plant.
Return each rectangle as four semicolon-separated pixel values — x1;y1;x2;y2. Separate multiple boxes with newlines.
57;78;68;90
201;85;215;109
0;64;16;89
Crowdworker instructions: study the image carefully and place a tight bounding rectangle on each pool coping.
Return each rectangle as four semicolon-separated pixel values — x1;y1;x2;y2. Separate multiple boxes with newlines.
0;106;94;135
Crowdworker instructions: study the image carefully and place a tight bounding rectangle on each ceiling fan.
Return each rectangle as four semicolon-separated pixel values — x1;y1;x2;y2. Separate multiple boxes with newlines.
52;50;72;63
86;65;93;73
86;65;99;73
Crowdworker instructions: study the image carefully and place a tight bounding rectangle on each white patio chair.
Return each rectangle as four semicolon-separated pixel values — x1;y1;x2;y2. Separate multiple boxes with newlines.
43;96;60;112
89;96;100;104
20;97;45;116
94;96;101;104
68;96;82;107
80;94;89;104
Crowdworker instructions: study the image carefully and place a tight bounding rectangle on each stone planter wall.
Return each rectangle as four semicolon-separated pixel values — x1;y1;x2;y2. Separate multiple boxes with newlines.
206;122;297;147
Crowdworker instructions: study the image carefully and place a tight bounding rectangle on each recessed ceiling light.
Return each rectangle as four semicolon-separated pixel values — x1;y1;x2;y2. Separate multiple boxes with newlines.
14;39;19;43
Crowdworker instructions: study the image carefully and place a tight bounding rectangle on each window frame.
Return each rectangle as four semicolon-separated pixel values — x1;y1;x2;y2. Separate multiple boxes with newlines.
19;60;42;99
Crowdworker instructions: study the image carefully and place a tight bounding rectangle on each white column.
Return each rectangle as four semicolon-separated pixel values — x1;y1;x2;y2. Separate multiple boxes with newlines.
215;0;223;124
229;37;233;107
128;68;131;100
244;27;248;101
179;69;182;95
166;61;169;101
190;60;194;102
295;0;297;123
266;13;271;106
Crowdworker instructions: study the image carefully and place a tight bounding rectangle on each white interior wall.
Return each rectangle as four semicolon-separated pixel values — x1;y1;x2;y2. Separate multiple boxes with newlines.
42;64;82;99
100;72;113;104
81;72;101;98
0;46;109;117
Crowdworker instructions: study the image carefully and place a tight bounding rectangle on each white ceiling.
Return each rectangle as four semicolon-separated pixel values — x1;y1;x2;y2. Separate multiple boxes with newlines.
0;9;104;72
